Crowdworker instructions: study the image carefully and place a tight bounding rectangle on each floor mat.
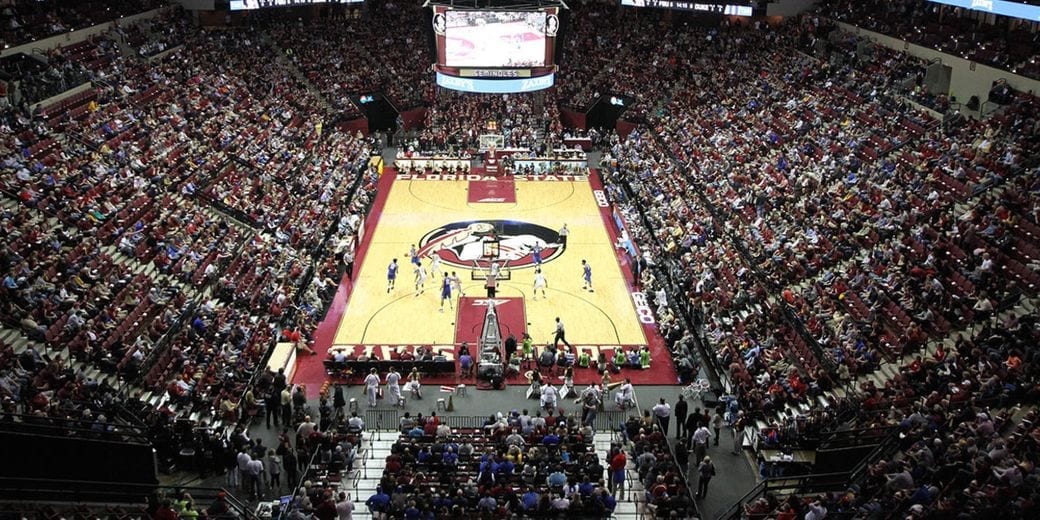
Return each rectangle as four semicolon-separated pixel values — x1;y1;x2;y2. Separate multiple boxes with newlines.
454;296;527;345
467;179;516;203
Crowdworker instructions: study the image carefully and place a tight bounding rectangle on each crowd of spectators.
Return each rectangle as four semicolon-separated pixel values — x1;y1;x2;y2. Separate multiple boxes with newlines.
0;31;125;109
601;14;1037;415
592;11;1038;520
744;316;1040;519
818;0;1040;80
623;415;697;517
0;338;132;436
557;0;689;122
804;20;952;114
3;54;92;106
1;3;1038;517
268;0;433;120
122;9;193;58
365;412;621;518
0;7;377;450
421;89;559;154
0;0;166;49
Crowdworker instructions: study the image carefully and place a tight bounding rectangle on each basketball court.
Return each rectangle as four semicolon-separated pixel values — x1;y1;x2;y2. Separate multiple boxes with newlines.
292;168;677;393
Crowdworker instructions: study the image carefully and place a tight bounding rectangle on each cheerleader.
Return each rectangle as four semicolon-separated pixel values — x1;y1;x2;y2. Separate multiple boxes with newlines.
405;368;422;399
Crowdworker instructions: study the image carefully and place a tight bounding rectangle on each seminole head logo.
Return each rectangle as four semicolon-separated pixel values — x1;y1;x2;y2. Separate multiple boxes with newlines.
418;220;564;270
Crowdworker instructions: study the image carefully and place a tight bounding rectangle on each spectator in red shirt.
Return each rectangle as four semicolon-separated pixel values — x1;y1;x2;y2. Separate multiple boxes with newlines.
609;450;626;497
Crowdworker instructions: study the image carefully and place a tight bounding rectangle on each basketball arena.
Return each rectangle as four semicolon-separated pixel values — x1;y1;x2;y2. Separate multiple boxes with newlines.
0;1;1038;519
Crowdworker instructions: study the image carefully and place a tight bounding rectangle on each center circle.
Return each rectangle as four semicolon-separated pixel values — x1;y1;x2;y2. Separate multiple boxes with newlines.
417;219;564;270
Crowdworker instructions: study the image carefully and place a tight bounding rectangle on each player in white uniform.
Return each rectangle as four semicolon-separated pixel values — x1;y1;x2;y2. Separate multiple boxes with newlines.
533;268;547;300
385;368;402;406
449;271;464;298
363;368;381;407
414;264;428;296
429;251;442;279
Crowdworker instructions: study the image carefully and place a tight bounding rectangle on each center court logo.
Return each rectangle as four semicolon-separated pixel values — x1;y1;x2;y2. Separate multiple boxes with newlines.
417;220;564;270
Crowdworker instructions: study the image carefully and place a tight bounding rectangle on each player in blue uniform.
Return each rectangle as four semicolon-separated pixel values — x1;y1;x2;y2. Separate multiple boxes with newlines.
439;273;453;312
582;259;593;292
409;244;421;269
387;258;398;293
532;242;543;265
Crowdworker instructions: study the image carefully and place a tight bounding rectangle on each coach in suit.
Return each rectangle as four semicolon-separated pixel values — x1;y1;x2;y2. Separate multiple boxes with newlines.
674;394;688;440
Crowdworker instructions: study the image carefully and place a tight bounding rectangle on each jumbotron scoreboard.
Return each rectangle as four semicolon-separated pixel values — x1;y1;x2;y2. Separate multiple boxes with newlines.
430;1;562;94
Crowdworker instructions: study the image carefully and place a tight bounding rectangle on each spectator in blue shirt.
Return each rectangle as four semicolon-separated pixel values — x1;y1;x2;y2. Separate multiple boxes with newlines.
578;478;594;497
542;432;561;446
442;448;458;467
597;488;617;512
497;459;514;475
403;501;420;520
477;495;497;511
365;487;389;514
479;456;499;475
547;468;567;488
416;447;431;464
191;316;206;334
522;489;540;510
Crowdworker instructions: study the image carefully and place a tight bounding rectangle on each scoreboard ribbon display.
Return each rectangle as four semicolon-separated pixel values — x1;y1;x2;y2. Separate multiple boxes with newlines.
436;72;555;94
459;69;534;78
230;0;363;10
927;0;1040;21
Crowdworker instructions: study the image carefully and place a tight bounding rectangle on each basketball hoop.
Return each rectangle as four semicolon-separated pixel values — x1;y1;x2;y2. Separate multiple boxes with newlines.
479;134;504;152
482;239;500;260
470;227;511;281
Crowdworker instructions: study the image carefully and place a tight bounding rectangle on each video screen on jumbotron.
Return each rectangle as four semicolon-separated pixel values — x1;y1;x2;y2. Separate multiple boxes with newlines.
445;10;547;68
230;0;363;11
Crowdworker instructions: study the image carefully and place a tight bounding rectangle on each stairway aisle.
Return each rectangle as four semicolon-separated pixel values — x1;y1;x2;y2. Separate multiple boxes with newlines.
593;432;641;520
342;431;391;520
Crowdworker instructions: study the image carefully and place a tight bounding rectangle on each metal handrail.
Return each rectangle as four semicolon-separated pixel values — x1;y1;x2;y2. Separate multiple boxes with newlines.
603;169;722;393
0;477;256;520
815;425;895;451
367;412;630;433
715;471;856;520
276;439;322;520
716;424;900;519
646;414;701;519
0;412;150;444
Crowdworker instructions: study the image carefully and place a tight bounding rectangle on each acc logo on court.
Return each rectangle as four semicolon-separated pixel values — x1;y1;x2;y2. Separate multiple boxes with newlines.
417;220;564;270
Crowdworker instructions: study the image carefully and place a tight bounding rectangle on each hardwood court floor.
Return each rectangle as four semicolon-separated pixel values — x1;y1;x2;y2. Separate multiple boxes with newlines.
332;173;648;349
